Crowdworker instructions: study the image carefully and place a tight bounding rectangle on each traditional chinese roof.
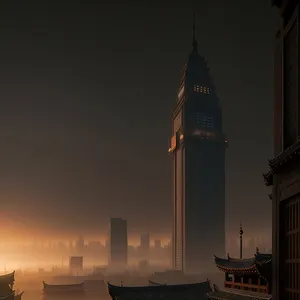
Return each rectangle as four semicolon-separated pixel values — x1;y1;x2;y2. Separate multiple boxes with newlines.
263;139;300;186
255;253;272;264
107;280;212;300
0;272;15;287
206;285;272;300
214;252;272;277
214;256;257;273
263;170;273;186
43;282;85;294
148;280;166;286
254;253;272;283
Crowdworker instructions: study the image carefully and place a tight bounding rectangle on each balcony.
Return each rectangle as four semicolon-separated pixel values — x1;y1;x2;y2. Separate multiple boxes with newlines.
224;281;269;294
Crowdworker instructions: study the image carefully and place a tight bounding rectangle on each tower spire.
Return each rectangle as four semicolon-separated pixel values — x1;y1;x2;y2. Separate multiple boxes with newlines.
192;11;198;50
239;222;244;259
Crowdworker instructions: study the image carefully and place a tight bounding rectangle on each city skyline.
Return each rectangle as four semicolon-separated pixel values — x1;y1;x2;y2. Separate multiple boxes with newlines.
0;0;276;253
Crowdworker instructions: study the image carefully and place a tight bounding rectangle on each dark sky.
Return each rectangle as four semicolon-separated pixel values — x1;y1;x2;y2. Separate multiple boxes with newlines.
0;1;278;240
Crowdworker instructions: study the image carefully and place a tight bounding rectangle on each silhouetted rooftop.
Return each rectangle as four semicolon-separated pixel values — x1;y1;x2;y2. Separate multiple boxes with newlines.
43;281;85;295
0;272;14;287
108;280;212;300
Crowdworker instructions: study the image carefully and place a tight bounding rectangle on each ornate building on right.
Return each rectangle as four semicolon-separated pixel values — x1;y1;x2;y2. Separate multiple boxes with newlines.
263;0;300;299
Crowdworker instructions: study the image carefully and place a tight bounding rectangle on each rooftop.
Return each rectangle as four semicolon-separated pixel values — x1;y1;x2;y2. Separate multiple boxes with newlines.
214;252;272;275
108;280;212;300
43;282;85;295
0;272;14;287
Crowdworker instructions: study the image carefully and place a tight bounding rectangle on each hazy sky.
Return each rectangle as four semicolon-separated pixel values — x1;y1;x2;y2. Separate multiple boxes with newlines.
0;1;278;240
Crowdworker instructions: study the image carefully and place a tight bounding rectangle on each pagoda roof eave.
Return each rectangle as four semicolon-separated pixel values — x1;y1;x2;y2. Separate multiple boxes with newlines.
0;271;15;279
215;264;257;274
263;170;273;186
214;255;257;271
0;271;15;286
263;139;300;187
214;253;272;275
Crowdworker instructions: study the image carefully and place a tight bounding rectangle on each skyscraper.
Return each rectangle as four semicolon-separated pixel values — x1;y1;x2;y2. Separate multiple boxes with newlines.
140;233;150;258
75;236;85;255
109;218;128;268
169;15;227;274
264;1;300;299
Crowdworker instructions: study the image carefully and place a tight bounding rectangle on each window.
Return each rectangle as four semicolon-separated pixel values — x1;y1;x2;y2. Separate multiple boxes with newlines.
195;113;213;128
193;85;210;94
281;195;300;299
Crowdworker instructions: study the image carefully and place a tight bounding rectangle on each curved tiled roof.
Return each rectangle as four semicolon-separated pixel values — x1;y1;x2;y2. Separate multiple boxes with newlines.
263;139;300;186
214;255;257;272
214;253;272;274
254;254;272;282
108;280;212;300
206;285;272;300
0;272;15;286
255;253;272;264
43;281;85;294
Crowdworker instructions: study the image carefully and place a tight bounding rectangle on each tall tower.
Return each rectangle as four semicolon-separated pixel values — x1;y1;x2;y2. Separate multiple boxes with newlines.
169;15;227;274
109;218;128;269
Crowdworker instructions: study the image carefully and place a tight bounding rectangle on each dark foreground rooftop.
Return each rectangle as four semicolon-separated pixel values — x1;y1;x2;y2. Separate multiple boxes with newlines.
108;280;212;300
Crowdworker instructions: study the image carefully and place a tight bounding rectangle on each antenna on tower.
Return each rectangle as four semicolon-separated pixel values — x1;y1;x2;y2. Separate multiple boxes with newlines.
192;11;198;50
239;222;244;259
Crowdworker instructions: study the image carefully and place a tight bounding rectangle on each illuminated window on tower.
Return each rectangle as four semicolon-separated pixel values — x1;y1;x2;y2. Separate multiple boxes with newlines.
195;113;213;128
193;85;210;94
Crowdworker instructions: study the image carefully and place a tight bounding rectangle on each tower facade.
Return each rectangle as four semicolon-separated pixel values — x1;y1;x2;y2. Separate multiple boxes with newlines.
109;218;128;269
170;19;227;274
140;233;150;259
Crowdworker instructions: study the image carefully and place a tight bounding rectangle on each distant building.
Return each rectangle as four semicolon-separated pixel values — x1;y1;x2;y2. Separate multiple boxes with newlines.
263;0;300;300
69;256;83;275
68;241;73;253
75;236;85;254
140;233;150;258
170;14;226;274
154;240;161;250
138;260;149;274
87;241;103;252
109;218;128;268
